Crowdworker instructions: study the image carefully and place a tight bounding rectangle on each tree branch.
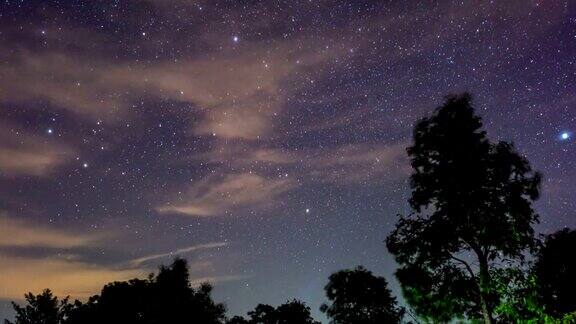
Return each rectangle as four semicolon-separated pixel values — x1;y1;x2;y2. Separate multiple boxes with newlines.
449;255;477;281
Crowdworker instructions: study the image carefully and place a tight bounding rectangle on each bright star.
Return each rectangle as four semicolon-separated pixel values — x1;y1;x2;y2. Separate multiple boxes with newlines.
232;35;239;43
305;208;310;214
82;163;89;168
47;128;53;134
561;132;570;140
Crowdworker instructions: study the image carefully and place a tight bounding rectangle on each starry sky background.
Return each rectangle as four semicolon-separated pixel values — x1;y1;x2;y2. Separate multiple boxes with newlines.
0;0;575;322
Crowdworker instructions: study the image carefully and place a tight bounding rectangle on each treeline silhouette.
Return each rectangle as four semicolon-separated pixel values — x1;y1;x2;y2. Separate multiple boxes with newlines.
6;94;576;323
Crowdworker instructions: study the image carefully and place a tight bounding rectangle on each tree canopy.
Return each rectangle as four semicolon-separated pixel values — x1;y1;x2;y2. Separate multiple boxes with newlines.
8;258;226;324
5;290;69;324
386;93;542;323
534;228;576;317
320;266;405;324
229;300;320;324
70;258;225;324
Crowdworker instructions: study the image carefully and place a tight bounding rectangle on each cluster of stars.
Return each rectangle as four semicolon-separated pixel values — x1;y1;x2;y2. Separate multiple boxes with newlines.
0;0;575;320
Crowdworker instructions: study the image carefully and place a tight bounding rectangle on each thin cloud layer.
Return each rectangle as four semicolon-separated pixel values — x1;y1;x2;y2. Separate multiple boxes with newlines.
1;40;337;140
0;257;144;300
0;52;126;120
301;142;410;184
0;214;238;300
130;242;228;266
0;215;101;249
161;142;407;219
201;142;409;185
158;173;296;217
0;215;137;299
0;123;74;177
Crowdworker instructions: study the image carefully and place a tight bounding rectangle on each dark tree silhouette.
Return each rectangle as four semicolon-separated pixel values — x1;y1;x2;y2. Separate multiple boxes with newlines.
274;300;319;324
386;94;542;324
226;316;250;324
5;289;70;324
230;300;320;324
66;278;154;324
534;228;576;317
320;266;405;324
63;297;98;324
75;258;225;324
246;304;278;323
10;258;226;324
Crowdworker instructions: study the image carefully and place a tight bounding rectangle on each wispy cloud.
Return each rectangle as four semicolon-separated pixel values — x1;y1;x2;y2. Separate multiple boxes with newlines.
0;214;240;299
300;142;410;185
129;242;228;266
0;256;144;300
0;215;102;249
0;52;126;120
0;37;339;140
189;274;251;286
0;214;138;299
161;142;407;220
157;173;296;217
201;141;409;185
0;122;74;177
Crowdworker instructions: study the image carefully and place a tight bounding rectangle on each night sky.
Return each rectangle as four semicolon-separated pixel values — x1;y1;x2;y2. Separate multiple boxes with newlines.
0;0;575;321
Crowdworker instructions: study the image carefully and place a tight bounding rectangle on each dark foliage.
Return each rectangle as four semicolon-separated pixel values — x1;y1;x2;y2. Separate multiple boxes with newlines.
394;263;480;322
229;300;320;324
386;93;541;323
247;304;280;324
5;290;69;324
534;228;576;316
320;266;404;324
7;259;321;324
69;258;225;324
226;316;250;324
8;258;226;324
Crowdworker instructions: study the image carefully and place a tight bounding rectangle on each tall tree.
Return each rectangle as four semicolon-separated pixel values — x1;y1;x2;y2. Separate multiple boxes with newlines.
534;228;576;317
320;266;405;324
5;289;70;324
386;94;541;323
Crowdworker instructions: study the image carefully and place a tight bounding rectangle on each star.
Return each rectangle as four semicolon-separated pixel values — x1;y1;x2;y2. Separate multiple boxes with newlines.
2;2;576;321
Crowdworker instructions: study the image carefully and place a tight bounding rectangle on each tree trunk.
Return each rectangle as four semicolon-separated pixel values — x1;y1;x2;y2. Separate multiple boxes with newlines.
477;256;494;324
